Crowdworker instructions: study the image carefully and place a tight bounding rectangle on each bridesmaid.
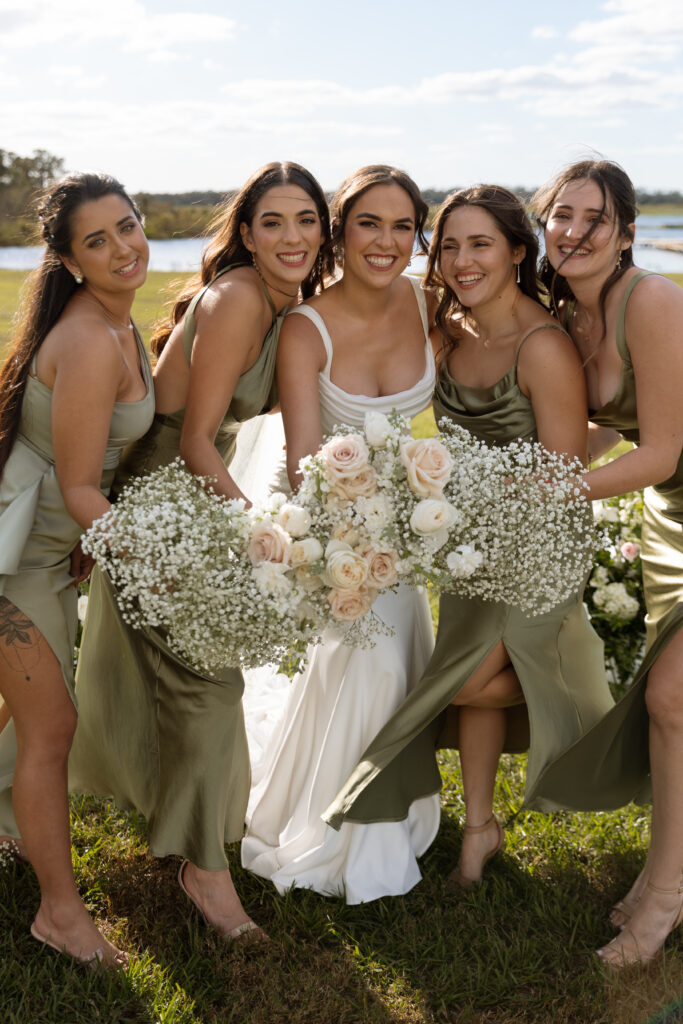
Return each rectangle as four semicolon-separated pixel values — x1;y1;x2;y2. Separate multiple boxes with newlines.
0;172;154;965
322;185;614;886
69;162;331;940
530;158;683;966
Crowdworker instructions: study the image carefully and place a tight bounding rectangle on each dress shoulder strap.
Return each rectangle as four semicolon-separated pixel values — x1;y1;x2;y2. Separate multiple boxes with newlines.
406;275;430;341
181;262;257;364
287;305;334;376
616;270;652;362
514;321;568;367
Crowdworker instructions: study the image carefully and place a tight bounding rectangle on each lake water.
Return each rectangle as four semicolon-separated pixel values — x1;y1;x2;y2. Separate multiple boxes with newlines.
2;216;683;273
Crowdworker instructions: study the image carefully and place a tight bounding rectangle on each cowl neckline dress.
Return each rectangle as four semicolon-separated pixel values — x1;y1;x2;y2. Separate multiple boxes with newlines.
241;276;442;904
322;321;615;830
0;327;154;835
529;270;683;809
69;266;285;871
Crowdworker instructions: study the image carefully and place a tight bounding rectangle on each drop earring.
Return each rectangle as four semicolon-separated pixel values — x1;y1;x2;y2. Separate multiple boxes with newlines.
616;251;623;271
73;271;83;285
516;263;521;284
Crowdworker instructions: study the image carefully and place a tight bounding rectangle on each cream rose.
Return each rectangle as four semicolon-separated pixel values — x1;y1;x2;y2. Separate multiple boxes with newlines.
400;437;454;498
290;537;324;567
329;466;378;500
320;434;370;481
364;411;394;449
332;523;362;546
327;586;374;622
356;544;400;588
275;503;312;537
247;520;291;565
324;547;369;590
409;498;458;536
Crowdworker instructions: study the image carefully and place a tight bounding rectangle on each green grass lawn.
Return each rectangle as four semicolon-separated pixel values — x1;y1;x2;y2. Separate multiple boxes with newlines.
0;270;682;1022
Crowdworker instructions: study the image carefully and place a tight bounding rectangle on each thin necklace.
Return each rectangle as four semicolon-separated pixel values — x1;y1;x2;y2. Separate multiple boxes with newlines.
252;258;299;300
83;290;133;330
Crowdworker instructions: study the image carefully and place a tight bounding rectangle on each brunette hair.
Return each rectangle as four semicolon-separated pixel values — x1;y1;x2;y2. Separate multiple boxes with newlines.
150;161;333;357
0;171;142;479
424;184;541;355
531;158;637;335
327;164;429;266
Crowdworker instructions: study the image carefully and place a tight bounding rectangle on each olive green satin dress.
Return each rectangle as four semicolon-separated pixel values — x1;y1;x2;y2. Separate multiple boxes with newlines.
0;330;155;837
528;271;683;810
323;323;615;830
69;267;284;871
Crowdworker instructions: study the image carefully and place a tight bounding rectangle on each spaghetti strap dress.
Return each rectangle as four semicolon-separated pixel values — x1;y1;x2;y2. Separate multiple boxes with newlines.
528;271;683;809
322;322;616;831
0;328;155;836
69;266;285;871
241;276;442;903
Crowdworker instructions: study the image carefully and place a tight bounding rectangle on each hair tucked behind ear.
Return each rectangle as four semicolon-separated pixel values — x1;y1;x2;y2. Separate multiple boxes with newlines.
150;162;333;358
0;172;142;480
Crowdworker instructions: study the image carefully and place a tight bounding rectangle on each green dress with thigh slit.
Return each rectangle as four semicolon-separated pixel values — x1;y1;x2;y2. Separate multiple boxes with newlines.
0;328;154;836
322;323;615;830
526;271;683;810
69;267;284;870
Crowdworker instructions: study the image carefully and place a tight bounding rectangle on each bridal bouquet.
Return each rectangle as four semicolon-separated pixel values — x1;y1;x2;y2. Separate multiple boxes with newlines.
82;460;320;674
304;411;594;616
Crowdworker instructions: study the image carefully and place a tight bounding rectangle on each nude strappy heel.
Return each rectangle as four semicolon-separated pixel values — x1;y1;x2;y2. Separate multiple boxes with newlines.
447;814;505;889
597;879;683;967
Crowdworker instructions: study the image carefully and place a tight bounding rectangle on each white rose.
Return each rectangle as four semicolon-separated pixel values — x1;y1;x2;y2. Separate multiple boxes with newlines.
332;523;362;546
364;411;394;449
252;561;293;597
290;537;324;567
327;586;374;622
330;466;378;500
400;437;454;498
320;434;370;481
247;520;291;565
446;544;484;579
324;548;369;590
77;595;89;622
410;498;458;536
276;503;312;538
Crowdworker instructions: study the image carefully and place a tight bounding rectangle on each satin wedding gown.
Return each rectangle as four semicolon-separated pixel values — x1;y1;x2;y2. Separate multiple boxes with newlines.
240;276;441;903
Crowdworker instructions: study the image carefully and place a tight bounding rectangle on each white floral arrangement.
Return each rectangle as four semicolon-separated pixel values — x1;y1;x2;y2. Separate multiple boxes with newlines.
81;460;319;674
586;491;646;694
301;411;593;617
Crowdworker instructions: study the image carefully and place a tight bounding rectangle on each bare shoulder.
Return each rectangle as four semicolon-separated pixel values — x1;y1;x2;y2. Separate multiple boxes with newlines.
278;304;327;369
48;308;122;372
518;319;582;374
625;270;683;318
197;265;265;321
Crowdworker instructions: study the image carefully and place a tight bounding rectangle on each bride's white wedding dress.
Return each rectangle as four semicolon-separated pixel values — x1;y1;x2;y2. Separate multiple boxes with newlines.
240;277;441;904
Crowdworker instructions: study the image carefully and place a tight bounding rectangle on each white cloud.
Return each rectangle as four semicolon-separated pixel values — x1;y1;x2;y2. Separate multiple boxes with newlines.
532;26;559;39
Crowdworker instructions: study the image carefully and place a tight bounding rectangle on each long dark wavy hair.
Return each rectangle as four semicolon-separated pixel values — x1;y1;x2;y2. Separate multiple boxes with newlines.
425;184;541;358
150;161;333;357
531;158;637;336
0;172;142;481
327;164;429;267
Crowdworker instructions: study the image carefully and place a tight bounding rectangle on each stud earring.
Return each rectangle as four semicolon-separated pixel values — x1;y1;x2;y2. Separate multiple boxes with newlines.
73;272;83;285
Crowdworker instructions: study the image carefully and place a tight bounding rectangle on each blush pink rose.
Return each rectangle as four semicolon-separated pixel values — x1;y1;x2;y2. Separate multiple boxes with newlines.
247;520;291;565
400;437;454;498
327;586;374;622
620;541;640;562
320;434;370;481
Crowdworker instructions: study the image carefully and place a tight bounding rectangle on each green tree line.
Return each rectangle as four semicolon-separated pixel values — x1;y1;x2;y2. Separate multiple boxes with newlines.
1;149;682;247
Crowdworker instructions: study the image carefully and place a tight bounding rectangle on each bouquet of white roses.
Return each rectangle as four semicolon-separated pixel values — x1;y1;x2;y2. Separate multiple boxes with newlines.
311;411;593;617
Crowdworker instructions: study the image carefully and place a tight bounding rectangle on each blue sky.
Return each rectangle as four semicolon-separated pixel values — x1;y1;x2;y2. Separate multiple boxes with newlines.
1;0;682;193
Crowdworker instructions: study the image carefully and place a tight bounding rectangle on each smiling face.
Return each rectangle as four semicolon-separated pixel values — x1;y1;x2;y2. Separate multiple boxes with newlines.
240;184;324;292
439;205;523;308
544;178;633;283
61;193;149;292
342;183;416;287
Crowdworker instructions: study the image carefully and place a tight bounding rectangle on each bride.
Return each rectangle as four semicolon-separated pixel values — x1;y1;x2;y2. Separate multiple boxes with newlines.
241;165;441;904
